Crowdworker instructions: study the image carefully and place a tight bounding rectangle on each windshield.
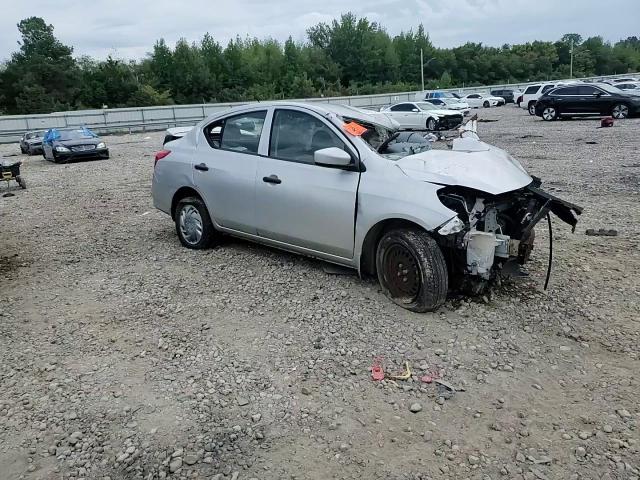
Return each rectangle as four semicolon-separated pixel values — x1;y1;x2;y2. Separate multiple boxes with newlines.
58;129;96;141
356;122;431;161
416;102;437;111
596;83;625;94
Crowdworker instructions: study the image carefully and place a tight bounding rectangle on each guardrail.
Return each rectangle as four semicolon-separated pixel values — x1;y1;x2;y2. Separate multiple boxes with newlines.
1;72;637;143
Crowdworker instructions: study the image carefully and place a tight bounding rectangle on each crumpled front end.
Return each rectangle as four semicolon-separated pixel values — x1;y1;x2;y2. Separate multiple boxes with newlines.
434;178;582;286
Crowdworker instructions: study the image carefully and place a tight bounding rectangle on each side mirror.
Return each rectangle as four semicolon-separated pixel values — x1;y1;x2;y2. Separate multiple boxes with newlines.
594;92;602;97
412;108;420;112
314;147;352;168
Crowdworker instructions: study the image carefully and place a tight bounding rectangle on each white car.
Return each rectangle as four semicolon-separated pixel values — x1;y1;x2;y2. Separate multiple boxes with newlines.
380;102;464;130
415;91;471;113
164;126;194;145
520;82;573;115
460;93;504;108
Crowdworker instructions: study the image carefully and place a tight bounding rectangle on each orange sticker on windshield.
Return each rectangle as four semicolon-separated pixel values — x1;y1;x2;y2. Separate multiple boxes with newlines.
343;121;367;136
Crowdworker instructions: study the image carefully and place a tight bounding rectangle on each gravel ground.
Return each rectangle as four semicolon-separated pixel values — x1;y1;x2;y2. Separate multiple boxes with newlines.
0;106;638;480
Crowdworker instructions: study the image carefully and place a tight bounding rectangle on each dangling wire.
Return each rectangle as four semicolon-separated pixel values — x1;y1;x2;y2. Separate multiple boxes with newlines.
544;213;553;290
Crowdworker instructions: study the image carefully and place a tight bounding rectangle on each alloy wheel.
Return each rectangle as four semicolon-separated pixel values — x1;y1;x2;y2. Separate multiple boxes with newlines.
542;107;556;121
612;104;629;119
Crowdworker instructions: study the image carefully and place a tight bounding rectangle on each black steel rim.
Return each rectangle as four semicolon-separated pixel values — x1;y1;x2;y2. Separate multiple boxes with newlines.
382;243;421;301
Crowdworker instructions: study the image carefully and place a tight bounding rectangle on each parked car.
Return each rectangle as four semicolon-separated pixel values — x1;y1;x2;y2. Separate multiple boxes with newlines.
534;83;640;121
490;89;521;104
611;77;639;83
151;102;581;312
415;91;471;112
42;128;109;163
380;102;464;130
460;93;504;108
19;130;45;155
521;83;570;115
164;126;194;145
614;82;640;92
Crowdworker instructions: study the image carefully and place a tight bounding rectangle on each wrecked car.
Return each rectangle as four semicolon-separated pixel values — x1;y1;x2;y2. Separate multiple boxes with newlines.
151;102;581;312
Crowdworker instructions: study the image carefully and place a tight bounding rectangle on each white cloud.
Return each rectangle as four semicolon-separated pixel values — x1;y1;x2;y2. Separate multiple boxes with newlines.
0;0;638;60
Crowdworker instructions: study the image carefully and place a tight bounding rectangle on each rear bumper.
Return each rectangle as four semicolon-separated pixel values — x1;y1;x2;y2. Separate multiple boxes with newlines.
55;148;110;161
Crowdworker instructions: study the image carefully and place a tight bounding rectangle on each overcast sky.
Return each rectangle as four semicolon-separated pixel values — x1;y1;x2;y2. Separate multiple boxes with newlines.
1;0;638;61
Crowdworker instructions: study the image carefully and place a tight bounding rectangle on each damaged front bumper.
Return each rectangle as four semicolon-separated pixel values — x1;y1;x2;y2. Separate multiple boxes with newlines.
436;180;583;281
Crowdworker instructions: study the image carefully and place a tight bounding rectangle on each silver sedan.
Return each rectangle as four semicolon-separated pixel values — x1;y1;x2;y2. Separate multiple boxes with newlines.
152;102;581;311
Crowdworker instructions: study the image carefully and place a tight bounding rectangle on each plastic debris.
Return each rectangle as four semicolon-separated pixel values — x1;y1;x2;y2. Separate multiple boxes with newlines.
343;122;368;136
434;379;456;399
600;116;614;128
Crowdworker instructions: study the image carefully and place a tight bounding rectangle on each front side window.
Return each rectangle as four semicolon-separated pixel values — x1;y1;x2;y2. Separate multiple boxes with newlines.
204;110;266;153
390;103;414;112
578;86;603;95
269;109;347;165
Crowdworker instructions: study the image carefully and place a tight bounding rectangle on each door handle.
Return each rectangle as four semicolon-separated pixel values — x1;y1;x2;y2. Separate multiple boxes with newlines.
262;175;281;184
194;163;209;171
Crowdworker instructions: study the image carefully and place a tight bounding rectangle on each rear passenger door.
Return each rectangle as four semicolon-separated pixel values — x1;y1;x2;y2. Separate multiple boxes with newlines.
193;109;268;234
255;108;360;259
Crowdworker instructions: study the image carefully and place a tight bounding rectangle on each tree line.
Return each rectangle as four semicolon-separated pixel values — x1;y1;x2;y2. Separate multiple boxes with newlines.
1;15;639;114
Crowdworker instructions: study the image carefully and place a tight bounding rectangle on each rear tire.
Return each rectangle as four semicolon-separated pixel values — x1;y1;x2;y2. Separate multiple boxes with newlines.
376;228;448;312
175;197;217;249
426;118;438;131
611;103;629;119
528;102;537;115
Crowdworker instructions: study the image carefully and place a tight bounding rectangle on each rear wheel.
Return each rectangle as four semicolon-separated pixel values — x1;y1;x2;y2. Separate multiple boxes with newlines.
175;197;217;249
611;103;629;119
542;106;558;121
376;228;448;312
528;102;537;115
426;117;438;131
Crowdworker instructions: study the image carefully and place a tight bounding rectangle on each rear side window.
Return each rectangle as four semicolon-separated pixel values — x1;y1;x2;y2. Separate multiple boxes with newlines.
552;87;579;95
524;85;540;94
204;110;267;153
390;103;415;112
269;109;347;165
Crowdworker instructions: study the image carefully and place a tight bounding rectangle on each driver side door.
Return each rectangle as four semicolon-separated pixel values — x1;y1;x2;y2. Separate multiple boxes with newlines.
254;108;360;260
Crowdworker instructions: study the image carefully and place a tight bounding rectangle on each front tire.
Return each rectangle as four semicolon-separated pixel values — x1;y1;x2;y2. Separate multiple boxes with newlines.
483;100;490;108
542;106;558;121
426;118;437;131
175;197;216;249
528;102;537;115
611;103;629;119
376;228;448;312
16;176;26;189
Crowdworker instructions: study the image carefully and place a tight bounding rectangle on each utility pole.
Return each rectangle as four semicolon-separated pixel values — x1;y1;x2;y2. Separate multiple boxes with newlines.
421;48;425;92
569;39;574;78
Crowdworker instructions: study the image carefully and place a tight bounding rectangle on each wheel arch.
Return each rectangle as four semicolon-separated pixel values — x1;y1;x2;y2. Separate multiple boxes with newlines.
171;186;203;220
359;218;430;277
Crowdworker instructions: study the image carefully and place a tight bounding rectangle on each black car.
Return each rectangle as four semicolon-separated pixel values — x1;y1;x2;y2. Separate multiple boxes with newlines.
490;89;519;104
534;83;640;121
19;130;45;155
42;128;109;163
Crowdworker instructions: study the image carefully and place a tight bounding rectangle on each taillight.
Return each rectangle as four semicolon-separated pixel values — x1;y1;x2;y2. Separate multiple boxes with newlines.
154;149;171;167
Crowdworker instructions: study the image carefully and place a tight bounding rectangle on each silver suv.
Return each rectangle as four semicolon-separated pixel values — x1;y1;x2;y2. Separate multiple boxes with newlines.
152;102;581;311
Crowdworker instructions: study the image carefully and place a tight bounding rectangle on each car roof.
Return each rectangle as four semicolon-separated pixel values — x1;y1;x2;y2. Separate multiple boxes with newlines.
207;101;399;130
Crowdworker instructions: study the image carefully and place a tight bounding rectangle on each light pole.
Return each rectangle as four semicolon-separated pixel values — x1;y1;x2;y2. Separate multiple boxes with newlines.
420;48;436;91
569;39;574;78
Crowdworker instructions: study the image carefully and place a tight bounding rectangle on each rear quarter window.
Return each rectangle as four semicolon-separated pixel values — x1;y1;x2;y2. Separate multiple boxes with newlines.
524;85;540;94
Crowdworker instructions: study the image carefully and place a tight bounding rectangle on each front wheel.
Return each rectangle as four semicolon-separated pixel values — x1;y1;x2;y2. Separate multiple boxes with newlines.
426;118;438;131
611;103;629;119
483;100;490;108
175;197;217;249
376;228;448;312
542;106;558;121
528;102;537;115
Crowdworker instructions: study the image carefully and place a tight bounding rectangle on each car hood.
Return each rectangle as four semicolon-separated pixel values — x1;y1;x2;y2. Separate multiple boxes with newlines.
54;138;100;147
26;138;43;144
395;137;532;195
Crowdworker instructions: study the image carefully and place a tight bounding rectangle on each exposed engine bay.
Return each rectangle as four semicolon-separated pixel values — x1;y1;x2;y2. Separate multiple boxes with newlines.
436;180;583;286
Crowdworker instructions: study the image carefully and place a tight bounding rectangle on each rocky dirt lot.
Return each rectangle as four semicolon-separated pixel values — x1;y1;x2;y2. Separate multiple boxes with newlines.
0;106;639;480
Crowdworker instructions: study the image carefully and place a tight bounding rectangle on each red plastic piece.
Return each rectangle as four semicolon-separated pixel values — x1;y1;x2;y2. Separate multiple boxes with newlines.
371;365;385;381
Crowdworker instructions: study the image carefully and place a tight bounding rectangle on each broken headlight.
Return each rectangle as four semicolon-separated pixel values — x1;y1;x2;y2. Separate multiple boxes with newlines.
438;216;465;236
